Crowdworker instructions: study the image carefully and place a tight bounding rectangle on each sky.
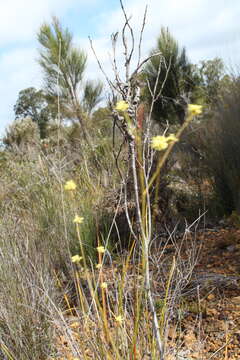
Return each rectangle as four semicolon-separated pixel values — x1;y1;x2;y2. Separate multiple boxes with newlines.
0;0;239;137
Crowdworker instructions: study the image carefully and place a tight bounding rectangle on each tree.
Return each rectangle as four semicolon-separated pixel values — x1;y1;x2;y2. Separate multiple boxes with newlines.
37;17;103;142
14;87;54;138
198;58;226;105
144;27;196;124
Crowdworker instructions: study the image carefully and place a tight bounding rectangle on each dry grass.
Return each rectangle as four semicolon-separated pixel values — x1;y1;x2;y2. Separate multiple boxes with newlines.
0;138;203;359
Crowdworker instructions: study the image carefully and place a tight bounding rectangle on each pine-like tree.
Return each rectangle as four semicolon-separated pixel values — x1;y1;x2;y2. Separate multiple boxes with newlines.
37;17;103;141
144;27;195;124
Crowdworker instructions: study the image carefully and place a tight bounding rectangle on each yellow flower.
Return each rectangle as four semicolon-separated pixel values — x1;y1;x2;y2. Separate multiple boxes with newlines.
70;321;80;329
71;255;83;263
64;180;77;191
96;263;102;269
166;134;178;143
151;136;169;151
100;282;108;289
96;246;105;254
188;104;203;116
115;100;129;112
73;215;84;224
115;315;123;325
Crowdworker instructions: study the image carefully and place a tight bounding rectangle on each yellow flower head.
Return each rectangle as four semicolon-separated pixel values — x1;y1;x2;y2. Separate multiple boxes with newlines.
100;282;108;289
115;100;129;112
70;321;80;329
151;136;169;151
73;215;84;224
96;263;102;269
96;246;105;254
188;104;203;116
166;134;178;143
64;180;77;191
115;315;123;325
71;255;83;263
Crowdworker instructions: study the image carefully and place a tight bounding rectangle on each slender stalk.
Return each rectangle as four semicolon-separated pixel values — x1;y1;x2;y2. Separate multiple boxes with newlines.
130;136;165;358
160;256;176;336
144;114;194;198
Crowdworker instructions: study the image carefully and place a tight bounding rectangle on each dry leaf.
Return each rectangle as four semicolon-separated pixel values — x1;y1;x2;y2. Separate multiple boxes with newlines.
207;293;215;300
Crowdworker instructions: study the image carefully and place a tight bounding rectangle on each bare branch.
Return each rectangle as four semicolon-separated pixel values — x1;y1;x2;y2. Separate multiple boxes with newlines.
137;5;148;69
110;32;123;89
155;56;172;102
88;36;117;95
120;0;135;81
130;52;162;80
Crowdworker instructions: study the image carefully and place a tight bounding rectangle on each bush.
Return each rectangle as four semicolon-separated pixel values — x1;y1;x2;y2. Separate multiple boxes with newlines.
198;77;240;215
0;212;57;359
3;117;40;152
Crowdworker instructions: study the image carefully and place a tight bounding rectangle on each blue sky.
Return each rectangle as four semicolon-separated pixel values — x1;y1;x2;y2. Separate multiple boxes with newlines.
0;0;240;137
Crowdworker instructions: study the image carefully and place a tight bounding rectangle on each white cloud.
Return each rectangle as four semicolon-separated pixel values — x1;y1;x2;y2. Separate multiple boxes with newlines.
80;0;240;92
0;0;99;46
93;0;240;64
82;0;237;82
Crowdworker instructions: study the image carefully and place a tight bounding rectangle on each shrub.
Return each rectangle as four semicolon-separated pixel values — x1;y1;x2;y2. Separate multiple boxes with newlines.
3;117;40;152
193;77;240;215
0;214;57;359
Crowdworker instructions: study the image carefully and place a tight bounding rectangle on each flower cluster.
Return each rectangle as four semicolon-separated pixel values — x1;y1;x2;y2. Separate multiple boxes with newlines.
73;215;84;224
71;255;83;263
115;315;123;325
115;100;129;112
188;104;203;116
151;134;178;151
100;282;107;289
151;104;202;151
64;180;77;191
96;246;105;254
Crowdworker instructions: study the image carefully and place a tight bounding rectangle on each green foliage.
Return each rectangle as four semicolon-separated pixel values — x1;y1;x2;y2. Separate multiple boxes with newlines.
197;77;240;214
192;57;227;106
14;87;54;138
83;80;103;115
144;27;196;124
38;17;87;100
37;16;103;141
3;117;40;151
91;107;112;137
227;210;240;228
200;58;224;101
